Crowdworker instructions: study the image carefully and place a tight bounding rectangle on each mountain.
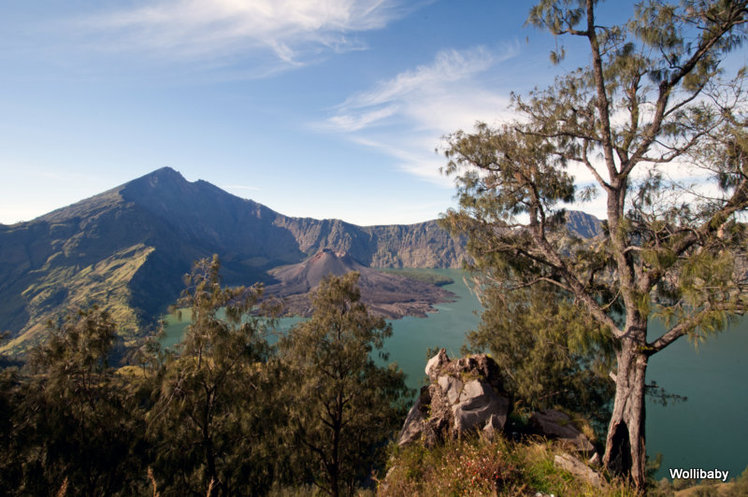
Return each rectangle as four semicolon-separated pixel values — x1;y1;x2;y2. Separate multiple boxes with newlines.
0;168;466;351
267;249;456;318
0;167;603;352
564;210;603;238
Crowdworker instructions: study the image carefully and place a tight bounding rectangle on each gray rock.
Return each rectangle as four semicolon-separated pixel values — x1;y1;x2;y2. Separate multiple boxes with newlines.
437;374;463;404
554;453;603;488
425;348;449;381
481;414;504;440
452;379;509;434
398;350;511;445
530;409;595;453
397;396;426;445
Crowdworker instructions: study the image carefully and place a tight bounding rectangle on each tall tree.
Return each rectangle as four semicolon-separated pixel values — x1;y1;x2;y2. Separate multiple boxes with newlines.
147;255;279;497
279;272;410;497
441;0;747;488
12;307;148;496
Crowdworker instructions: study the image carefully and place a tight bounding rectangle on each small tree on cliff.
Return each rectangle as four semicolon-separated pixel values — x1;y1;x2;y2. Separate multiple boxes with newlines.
441;0;747;488
279;272;410;497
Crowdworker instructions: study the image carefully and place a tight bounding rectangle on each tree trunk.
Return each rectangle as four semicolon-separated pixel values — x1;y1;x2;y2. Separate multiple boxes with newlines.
330;398;341;497
603;336;648;490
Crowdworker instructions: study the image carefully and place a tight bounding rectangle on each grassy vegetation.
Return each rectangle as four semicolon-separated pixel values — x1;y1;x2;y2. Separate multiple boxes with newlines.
377;268;454;287
266;485;375;497
651;467;748;497
380;436;638;497
2;243;154;353
378;432;748;497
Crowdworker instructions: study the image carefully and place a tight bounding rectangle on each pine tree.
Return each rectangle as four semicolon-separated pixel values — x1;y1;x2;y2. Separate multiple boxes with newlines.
442;0;747;488
17;307;147;496
279;272;410;497
147;255;279;497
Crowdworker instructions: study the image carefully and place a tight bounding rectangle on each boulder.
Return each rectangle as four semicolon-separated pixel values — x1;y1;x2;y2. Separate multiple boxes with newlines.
529;409;595;453
398;349;511;446
554;453;603;488
398;397;426;446
437;374;462;404
481;414;504;440
452;379;509;433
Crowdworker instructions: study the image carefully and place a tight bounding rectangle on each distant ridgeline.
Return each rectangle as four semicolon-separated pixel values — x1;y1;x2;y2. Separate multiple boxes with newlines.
0;167;602;351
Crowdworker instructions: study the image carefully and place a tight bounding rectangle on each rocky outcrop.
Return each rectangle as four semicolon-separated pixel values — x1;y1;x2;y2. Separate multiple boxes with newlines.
398;350;511;446
529;409;595;454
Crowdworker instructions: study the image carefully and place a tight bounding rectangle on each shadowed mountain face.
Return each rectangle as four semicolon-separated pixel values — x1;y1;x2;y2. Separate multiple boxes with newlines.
267;249;456;318
0;168;467;350
564;210;603;238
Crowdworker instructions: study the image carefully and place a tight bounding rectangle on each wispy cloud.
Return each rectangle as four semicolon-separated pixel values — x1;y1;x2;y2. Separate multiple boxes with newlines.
328;46;509;131
322;44;520;184
76;0;406;65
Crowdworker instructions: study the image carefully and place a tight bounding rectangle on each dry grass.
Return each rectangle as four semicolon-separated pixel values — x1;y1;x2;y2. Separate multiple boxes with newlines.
55;477;69;497
379;436;639;497
147;467;160;497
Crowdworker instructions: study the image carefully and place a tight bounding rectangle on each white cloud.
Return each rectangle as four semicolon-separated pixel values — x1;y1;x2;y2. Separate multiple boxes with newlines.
329;46;513;130
322;44;520;185
78;0;404;63
327;105;400;132
342;47;494;105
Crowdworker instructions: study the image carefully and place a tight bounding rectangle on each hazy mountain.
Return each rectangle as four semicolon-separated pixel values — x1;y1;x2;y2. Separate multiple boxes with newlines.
564;210;603;238
0;168;466;351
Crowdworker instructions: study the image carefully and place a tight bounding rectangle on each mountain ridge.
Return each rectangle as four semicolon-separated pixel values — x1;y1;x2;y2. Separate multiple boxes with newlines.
0;167;603;351
0;168;469;350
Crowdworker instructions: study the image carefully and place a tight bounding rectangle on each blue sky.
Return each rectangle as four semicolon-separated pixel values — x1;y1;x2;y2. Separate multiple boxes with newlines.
0;1;638;225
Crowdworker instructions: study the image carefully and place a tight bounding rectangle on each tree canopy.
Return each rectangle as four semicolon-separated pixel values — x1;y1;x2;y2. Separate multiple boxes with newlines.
442;0;747;488
148;255;279;497
279;272;411;497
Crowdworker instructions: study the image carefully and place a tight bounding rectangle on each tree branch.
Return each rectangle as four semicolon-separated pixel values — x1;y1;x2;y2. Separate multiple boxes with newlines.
647;303;734;353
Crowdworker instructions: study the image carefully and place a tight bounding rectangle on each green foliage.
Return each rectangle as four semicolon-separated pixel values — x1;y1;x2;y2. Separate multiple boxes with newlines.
147;255;280;497
465;283;615;435
441;0;748;486
0;257;421;496
279;272;411;497
0;307;150;496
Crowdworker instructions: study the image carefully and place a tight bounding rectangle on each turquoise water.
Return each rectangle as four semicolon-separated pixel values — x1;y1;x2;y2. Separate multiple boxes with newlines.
378;269;483;390
646;317;748;479
163;269;747;480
